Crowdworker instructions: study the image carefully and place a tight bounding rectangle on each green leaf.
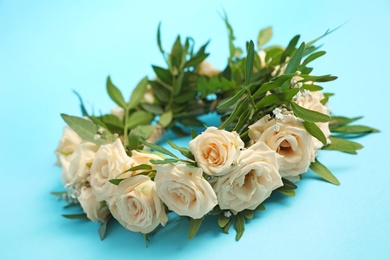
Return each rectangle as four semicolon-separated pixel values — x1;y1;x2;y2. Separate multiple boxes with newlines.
222;218;233;234
157;22;164;55
128;125;155;150
322;136;363;154
256;88;299;109
281;35;300;63
140;139;179;159
284;42;305;74
310;159;340;185
242;210;254;220
191;129;198;138
150;81;170;102
291;102;330;122
127;111;154;129
217;87;247;109
258;26;273;49
253;73;296;97
61;114;106;145
128;77;148;109
234;214;245;241
72;90;89;116
306;25;343;48
178;117;204;127
124;164;153;173
141;103;164;115
109;178;127;185
281;178;297;190
330;116;363;127
99;217;110;240
256;204;265;211
299;74;337;83
300;51;326;67
50;191;66;197
302;121;327;145
167;140;194;159
152;65;172;85
245;40;255;86
150;158;179;165
158;110;172;128
218;213;231;228
302;84;323;91
172;125;189;137
221;11;237;61
219;97;248;130
107;76;126;108
276;189;296;196
62;213;89;220
188;217;204;239
331;125;379;134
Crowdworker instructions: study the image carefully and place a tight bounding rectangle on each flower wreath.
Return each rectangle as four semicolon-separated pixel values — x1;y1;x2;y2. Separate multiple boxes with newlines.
53;16;378;243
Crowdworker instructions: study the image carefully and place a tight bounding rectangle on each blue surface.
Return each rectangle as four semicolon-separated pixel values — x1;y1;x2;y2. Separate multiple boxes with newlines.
1;0;389;259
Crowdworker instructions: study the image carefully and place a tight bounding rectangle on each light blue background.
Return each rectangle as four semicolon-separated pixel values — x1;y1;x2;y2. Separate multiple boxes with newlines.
1;0;389;259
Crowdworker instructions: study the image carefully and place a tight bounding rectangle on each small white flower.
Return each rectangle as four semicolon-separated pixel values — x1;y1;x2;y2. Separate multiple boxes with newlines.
93;134;100;140
224;211;232;218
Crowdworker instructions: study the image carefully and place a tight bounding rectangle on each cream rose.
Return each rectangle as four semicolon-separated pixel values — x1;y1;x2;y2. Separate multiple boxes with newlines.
78;186;109;222
109;175;167;234
155;163;217;219
295;90;331;150
248;114;315;178
213;142;282;214
198;60;221;77
90;139;133;202
65;142;98;186
189;127;244;176
56;126;82;165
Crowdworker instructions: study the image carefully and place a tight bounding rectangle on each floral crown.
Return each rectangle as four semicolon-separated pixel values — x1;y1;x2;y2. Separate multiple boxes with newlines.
53;15;378;244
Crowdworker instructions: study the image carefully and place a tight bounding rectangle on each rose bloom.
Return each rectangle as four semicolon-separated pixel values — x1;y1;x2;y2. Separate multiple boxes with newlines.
55;126;82;165
63;142;98;186
109;175;167;234
78;186;109;222
248;114;315;179
214;141;282;214
90;139;133;202
295;90;331;150
189;127;244;176
155;163;217;219
131;150;163;168
198;60;221;77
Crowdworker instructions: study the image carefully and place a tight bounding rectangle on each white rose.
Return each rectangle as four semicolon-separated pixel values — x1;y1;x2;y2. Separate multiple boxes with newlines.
78;186;109;222
111;106;125;121
55;126;82;165
155;163;217;219
90;139;133;202
198;61;221;77
295;91;331;150
109;175;167;234
248;114;315;178
214;142;282;214
65;142;98;186
189;127;244;176
131;150;164;166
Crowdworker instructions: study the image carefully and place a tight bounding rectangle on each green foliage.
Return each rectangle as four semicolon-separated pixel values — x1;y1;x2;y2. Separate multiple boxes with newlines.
310;159;340;185
188;217;204;239
258;26;273;49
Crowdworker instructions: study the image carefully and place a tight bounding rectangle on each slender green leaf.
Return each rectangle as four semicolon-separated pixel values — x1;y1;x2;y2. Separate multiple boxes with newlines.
322;136;363;154
256;204;265;210
302;84;323;91
61;114;106;145
72;90;89;116
302;121;327;145
219;97;248;129
141;103;164;115
330;116;363;127
107;76;126;108
281;178;297;190
258;26;273;48
234;214;245;241
285;42;305;74
128;77;148;109
62;214;88;220
109;178;127;185
217;87;247;109
191;129;198;138
152;65;172;85
256;88;299;109
50;191;66;197
99;217;110;240
310;159;340;185
245;40;255;86
331;125;379;134
281;35;300;63
300;51;326;67
167;140;194;159
242;210;254;220
157;22;164;55
178;117;204;127
124;164;153;173
140;139;179;159
291;102;330;122
222;218;232;234
150;158;179;165
276;189;296;196
188;217;204;239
